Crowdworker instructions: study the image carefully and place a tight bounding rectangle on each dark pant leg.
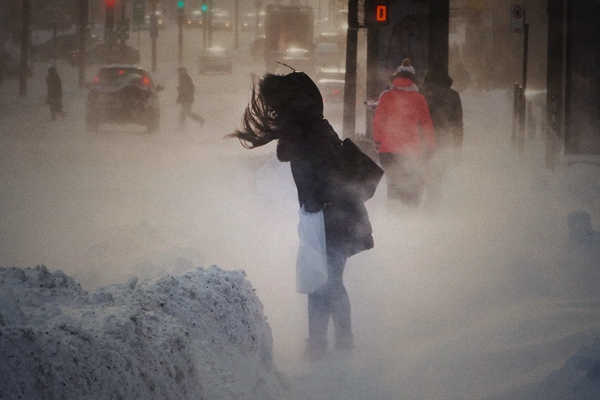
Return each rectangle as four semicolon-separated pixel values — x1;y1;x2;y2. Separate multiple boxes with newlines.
179;103;191;128
380;152;426;206
307;290;330;354
49;104;57;121
327;250;352;348
380;153;402;199
306;249;351;357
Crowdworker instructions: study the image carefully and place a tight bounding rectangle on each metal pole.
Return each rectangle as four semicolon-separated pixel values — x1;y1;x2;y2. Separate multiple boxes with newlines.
522;23;529;93
342;0;358;140
518;86;526;153
512;82;519;146
365;20;379;141
78;0;89;87
178;12;183;65
208;0;213;47
19;0;30;97
518;23;529;153
203;9;207;50
151;0;157;71
234;0;239;49
120;0;126;46
545;0;566;169
105;0;115;64
254;0;262;39
527;101;535;139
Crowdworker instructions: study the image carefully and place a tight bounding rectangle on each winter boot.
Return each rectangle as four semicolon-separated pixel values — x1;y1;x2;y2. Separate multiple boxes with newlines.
304;337;327;362
334;333;354;351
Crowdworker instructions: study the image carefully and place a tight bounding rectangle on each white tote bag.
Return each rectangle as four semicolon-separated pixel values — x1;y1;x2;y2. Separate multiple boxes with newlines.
296;206;328;294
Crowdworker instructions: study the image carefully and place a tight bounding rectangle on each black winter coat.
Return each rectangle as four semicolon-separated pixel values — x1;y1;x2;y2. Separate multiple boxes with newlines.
277;119;374;257
422;72;464;149
46;72;63;102
177;72;195;104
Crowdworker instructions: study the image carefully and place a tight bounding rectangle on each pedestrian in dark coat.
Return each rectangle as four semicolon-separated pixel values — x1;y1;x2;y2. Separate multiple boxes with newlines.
422;69;464;209
176;67;204;129
229;71;380;362
46;67;65;121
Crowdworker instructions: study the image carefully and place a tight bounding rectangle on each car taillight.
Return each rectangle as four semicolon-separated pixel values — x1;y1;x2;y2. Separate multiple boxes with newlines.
142;76;150;86
93;75;99;83
118;69;125;75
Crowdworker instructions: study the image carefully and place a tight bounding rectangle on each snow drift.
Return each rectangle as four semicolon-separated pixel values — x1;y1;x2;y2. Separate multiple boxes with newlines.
0;264;291;399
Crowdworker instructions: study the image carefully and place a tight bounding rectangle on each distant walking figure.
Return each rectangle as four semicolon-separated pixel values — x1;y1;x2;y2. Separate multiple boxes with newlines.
373;66;435;207
422;68;464;209
46;67;65;121
176;67;204;130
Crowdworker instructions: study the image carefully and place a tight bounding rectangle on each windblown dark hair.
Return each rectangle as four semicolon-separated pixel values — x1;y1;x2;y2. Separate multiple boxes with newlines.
423;69;454;89
228;71;324;149
227;75;280;149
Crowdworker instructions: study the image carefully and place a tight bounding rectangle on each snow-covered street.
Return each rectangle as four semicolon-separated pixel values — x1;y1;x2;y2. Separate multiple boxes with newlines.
1;24;600;399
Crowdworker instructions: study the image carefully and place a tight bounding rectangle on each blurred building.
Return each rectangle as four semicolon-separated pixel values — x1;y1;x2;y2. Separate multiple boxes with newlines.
449;0;547;92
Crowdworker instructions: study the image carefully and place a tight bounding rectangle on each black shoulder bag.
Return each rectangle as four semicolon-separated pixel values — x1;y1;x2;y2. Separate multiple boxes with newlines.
340;138;384;202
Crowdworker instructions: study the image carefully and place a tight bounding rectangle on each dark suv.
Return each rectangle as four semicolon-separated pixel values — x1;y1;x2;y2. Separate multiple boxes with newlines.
86;66;163;132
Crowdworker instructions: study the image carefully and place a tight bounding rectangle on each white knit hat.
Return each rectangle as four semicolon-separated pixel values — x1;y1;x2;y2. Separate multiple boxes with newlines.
396;58;415;75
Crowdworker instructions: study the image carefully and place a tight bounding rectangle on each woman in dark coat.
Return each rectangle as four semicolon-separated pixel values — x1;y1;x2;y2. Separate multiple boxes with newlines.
230;71;378;361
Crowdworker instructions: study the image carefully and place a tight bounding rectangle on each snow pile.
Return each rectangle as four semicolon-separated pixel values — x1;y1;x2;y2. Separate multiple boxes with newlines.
0;264;292;400
486;208;600;400
496;337;600;400
533;337;600;400
523;210;600;399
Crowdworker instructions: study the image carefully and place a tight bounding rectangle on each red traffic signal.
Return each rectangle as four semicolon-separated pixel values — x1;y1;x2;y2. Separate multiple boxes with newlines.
105;0;115;29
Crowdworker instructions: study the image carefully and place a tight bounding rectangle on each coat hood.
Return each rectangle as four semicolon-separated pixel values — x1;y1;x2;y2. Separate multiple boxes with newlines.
259;71;324;124
423;70;453;89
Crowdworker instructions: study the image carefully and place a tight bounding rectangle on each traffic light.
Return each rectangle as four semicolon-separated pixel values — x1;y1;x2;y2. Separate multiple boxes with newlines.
177;0;185;13
105;0;115;29
375;2;389;24
200;2;208;12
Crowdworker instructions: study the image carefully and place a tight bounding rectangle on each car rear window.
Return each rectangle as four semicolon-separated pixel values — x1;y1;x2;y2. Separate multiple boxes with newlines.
95;68;152;86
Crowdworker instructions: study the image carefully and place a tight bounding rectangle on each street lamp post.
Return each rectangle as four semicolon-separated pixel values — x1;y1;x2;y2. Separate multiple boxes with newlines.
77;0;89;87
19;0;30;97
234;0;239;49
177;1;185;65
148;0;158;71
342;0;359;139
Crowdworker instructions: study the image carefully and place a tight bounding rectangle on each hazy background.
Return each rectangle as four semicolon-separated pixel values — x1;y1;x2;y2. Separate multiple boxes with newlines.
1;17;600;400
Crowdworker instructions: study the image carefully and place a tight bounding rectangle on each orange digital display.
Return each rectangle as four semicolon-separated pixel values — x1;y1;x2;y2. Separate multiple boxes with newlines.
376;4;388;23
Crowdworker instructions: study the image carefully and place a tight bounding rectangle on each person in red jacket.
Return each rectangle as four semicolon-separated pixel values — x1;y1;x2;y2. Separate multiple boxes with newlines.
373;68;435;207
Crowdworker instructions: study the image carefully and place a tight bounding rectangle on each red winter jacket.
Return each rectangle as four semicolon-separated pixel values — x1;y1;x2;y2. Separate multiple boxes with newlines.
373;77;435;156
